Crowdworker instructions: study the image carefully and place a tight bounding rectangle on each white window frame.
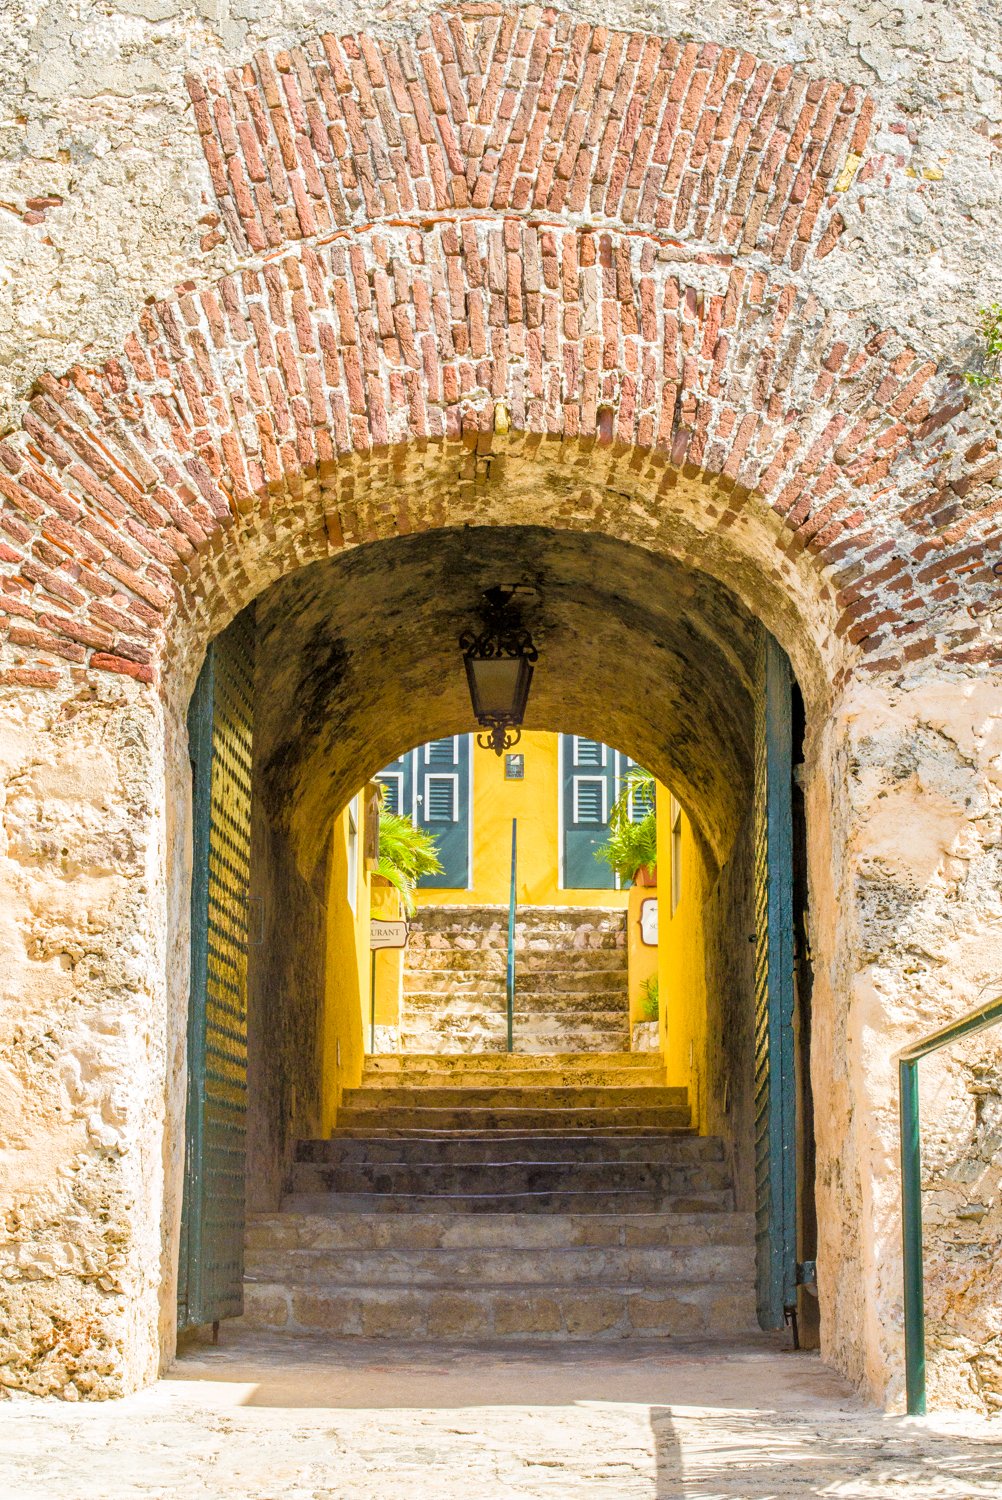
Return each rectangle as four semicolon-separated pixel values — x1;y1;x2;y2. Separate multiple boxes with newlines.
423;735;460;766
572;736;607;768
346;794;359;913
378;771;404;817
670;794;683;915
573;774;608;825
423;771;459;822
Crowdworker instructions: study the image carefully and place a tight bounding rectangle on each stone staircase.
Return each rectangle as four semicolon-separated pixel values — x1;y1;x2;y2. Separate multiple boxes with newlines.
242;1053;757;1341
399;906;630;1053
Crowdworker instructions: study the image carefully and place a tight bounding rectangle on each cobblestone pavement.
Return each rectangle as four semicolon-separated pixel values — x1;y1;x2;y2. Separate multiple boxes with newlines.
3;1332;1001;1499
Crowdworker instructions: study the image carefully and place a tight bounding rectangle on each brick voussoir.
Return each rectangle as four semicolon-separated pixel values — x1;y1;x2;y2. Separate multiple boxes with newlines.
0;209;987;686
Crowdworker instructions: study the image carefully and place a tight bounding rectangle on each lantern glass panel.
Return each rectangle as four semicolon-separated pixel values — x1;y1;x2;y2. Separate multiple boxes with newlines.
465;655;532;722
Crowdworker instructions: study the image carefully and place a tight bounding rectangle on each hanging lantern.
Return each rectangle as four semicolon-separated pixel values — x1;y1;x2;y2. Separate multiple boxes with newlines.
460;587;538;756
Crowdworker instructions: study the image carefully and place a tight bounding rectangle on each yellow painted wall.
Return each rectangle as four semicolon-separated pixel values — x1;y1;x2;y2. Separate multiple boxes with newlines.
626;882;660;1027
657;783;710;1129
417;731;629;909
320;795;371;1133
371;879;404;1034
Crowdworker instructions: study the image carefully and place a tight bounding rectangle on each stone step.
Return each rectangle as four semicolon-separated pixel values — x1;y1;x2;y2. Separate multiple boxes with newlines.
405;948;626;970
395;1036;632;1058
340;1086;687;1110
331;1125;694;1138
282;1187;733;1214
402;971;628;995
335;1098;689;1128
289;1160;732;1197
297;1133;713;1165
409;905;627;929
359;1067;667;1090
246;1210;754;1252
402;992;628;1014
362;1052;658;1073
400;1014;631;1037
241;1278;757;1339
245;1241;754;1287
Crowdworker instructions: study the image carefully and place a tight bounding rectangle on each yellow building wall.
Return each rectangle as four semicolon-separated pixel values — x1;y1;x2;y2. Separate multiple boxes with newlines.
657;784;711;1129
371;880;405;1035
626;883;660;1027
320;796;371;1134
417;731;629;909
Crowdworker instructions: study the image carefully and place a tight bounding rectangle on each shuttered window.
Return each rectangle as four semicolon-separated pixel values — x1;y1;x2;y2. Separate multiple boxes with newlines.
425;773;459;821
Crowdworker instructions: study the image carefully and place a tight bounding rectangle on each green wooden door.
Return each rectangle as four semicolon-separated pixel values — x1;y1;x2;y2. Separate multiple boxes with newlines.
416;736;472;889
178;611;255;1332
561;735;617;889
753;631;798;1330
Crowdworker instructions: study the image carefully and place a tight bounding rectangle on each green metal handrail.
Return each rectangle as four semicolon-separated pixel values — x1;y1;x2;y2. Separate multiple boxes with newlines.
506;818;517;1053
898;988;1002;1415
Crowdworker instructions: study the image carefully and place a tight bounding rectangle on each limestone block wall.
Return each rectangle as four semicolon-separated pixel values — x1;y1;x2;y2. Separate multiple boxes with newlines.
0;0;999;1415
0;680;171;1397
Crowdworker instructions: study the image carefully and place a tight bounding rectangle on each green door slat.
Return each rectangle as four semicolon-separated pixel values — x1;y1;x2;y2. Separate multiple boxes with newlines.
561;736;617;889
178;609;255;1333
753;631;798;1329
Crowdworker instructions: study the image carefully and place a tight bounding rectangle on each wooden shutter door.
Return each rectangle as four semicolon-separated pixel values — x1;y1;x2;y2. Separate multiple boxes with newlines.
416;736;471;889
752;631;798;1330
561;736;617;889
178;610;255;1332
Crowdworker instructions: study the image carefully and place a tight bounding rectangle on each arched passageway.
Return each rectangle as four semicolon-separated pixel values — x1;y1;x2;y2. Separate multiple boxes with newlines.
0;6;999;1416
177;522;804;1356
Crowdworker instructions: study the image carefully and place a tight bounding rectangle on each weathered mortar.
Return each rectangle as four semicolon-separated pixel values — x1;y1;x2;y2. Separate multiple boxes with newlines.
0;0;999;1413
1;0;1000;431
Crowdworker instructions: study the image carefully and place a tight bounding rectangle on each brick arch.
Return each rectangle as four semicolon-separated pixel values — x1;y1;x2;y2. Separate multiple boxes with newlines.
188;12;873;271
0;13;997;697
0;219;964;695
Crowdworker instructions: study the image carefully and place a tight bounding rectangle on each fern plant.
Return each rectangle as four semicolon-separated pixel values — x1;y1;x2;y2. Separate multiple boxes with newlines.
638;974;659;1022
607;765;656;831
599;763;658;884
598;809;658;884
374;808;442;915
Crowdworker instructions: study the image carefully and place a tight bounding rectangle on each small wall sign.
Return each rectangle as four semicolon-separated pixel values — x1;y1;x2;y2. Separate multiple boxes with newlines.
640;898;658;947
505;753;525;779
370;920;408;950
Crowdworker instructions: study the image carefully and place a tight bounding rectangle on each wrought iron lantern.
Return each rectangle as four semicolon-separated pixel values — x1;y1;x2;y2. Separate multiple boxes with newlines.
460;587;538;756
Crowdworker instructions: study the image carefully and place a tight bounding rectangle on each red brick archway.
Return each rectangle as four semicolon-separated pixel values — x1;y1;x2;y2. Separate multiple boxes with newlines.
1;7;1000;1411
0;12;997;699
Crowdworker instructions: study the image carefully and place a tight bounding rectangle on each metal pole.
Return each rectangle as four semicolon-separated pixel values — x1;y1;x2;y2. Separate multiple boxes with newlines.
899;1057;926;1415
507;818;517;1054
370;948;377;1055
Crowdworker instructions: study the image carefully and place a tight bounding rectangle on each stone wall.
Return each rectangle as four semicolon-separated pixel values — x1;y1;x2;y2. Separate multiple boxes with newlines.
0;0;999;1412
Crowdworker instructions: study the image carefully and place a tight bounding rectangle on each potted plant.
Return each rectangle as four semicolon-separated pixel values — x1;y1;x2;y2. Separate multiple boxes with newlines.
599;765;658;885
372;808;443;915
598;812;658;885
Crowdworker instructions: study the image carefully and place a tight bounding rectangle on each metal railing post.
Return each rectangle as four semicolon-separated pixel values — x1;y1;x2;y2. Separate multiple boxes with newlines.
896;988;1002;1415
899;1057;925;1415
506;818;517;1053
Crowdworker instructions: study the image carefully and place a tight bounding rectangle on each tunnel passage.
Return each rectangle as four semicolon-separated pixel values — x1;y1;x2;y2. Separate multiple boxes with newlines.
241;524;775;1254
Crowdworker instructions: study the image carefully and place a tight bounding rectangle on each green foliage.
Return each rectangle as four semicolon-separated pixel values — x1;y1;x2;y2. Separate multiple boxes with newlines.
598;809;658;884
964;303;1002;389
639;973;659;1023
607;765;656;832
374;807;442;916
599;763;658;883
